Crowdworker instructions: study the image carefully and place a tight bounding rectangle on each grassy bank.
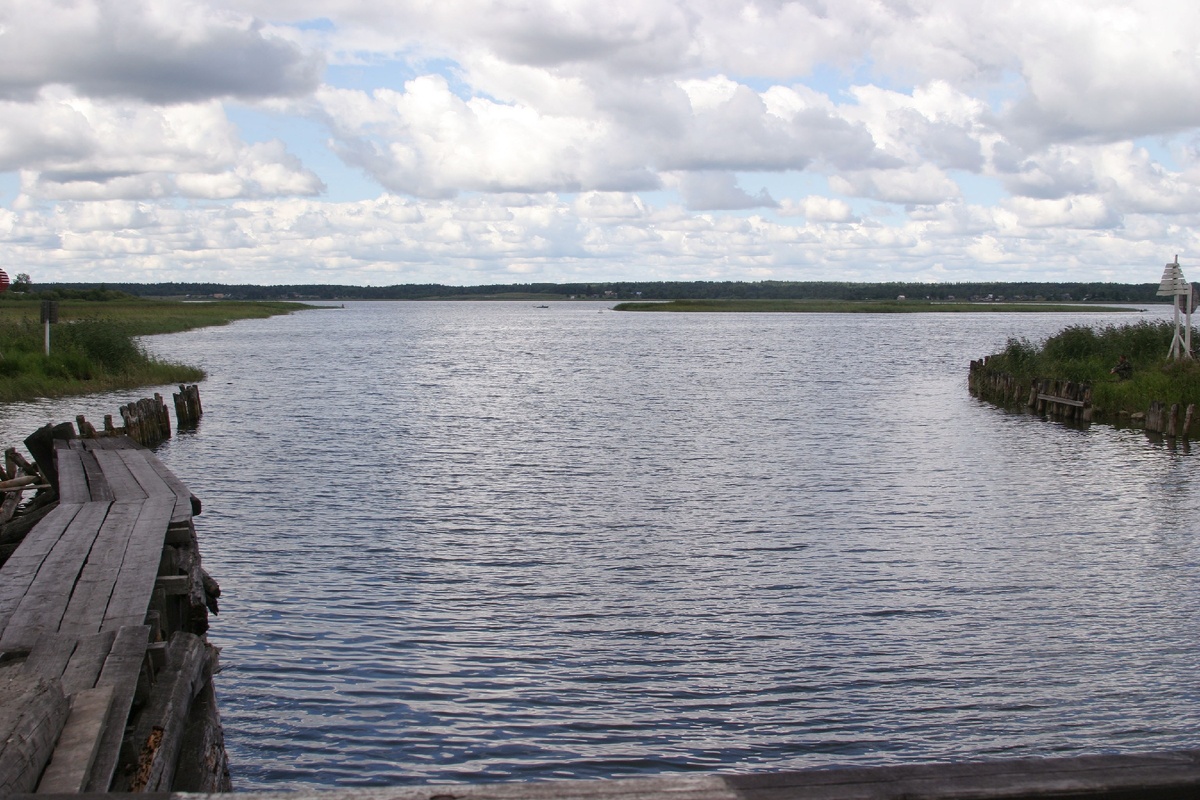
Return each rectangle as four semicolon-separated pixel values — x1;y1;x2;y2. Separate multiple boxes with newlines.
613;299;1138;313
983;320;1200;417
0;297;313;402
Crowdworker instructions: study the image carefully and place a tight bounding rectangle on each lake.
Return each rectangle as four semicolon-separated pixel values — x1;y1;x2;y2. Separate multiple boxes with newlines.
1;301;1197;790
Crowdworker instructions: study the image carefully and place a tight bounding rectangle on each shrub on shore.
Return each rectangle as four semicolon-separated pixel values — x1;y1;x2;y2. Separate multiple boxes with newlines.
986;321;1200;416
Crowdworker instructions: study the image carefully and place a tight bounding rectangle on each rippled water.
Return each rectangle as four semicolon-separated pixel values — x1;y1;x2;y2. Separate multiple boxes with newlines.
2;302;1198;790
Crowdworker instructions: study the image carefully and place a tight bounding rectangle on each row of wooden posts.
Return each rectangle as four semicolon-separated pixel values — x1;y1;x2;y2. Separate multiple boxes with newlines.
73;384;203;449
968;358;1195;437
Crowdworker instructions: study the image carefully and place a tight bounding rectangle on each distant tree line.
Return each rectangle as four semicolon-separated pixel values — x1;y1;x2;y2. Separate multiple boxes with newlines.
29;280;1168;303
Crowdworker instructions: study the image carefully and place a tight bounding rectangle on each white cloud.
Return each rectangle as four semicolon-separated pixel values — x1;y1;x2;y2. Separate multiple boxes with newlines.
0;0;321;103
669;171;777;211
1002;195;1121;229
1003;2;1200;144
778;196;858;223
2;90;322;201
830;163;961;206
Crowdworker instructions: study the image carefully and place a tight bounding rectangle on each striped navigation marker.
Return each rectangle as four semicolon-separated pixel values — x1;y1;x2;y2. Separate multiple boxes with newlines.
0;268;8;293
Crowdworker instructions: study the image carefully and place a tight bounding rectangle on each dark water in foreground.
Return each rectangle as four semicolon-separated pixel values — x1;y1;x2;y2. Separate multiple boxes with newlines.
1;302;1197;790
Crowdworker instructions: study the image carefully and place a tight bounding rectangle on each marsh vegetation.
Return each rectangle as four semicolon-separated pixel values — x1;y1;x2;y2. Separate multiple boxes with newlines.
0;295;311;402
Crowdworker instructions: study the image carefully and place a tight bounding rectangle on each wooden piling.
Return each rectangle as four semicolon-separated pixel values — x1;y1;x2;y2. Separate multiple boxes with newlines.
173;384;203;429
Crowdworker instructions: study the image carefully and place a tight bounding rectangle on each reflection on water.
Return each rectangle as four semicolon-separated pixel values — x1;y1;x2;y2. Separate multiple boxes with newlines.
1;302;1197;790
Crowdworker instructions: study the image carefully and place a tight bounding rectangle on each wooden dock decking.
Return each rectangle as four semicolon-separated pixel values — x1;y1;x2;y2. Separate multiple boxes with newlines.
0;435;227;795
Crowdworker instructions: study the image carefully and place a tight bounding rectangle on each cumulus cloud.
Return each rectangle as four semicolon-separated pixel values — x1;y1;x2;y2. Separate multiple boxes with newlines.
670;171;776;211
1;90;322;201
1001;2;1200;144
1002;195;1121;229
313;72;889;198
830;164;962;206
778;196;858;223
0;0;322;103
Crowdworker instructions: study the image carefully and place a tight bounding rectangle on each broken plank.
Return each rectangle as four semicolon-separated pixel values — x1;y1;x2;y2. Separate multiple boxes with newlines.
34;685;114;794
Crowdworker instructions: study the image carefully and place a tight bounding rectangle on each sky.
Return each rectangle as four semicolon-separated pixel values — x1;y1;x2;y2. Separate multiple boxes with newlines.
3;0;1200;286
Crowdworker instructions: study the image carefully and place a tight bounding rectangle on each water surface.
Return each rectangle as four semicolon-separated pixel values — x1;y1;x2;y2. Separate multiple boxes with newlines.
1;302;1196;790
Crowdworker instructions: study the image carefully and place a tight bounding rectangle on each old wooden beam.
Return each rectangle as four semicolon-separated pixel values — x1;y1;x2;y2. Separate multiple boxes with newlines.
0;672;69;796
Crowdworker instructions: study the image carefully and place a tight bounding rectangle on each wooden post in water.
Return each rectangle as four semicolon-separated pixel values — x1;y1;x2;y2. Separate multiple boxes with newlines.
172;385;203;428
1147;401;1164;433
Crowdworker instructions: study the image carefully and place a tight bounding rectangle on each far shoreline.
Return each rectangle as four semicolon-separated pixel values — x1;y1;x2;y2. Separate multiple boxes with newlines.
612;299;1143;313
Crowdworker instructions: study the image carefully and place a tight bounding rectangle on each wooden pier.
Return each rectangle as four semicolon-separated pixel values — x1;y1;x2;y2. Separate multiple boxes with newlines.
0;431;228;794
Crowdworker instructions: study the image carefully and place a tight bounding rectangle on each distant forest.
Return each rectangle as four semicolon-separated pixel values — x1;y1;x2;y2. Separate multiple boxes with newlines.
31;280;1169;303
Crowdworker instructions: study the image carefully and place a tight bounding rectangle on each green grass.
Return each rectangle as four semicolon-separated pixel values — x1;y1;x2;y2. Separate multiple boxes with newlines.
983;320;1200;416
0;296;313;402
613;299;1137;313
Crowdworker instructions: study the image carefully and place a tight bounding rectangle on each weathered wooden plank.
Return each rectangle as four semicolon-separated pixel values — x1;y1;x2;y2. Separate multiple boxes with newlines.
117;632;212;793
59;630;117;695
0;672;69;796
78;451;114;502
138;449;200;522
34;685;114;794
84;624;150;793
116;449;174;499
53;448;90;505
0;505;84;641
59;503;145;637
723;750;1200;799
101;496;174;632
0;501;61;561
20;632;79;681
0;503;109;650
89;450;147;502
1037;393;1087;409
